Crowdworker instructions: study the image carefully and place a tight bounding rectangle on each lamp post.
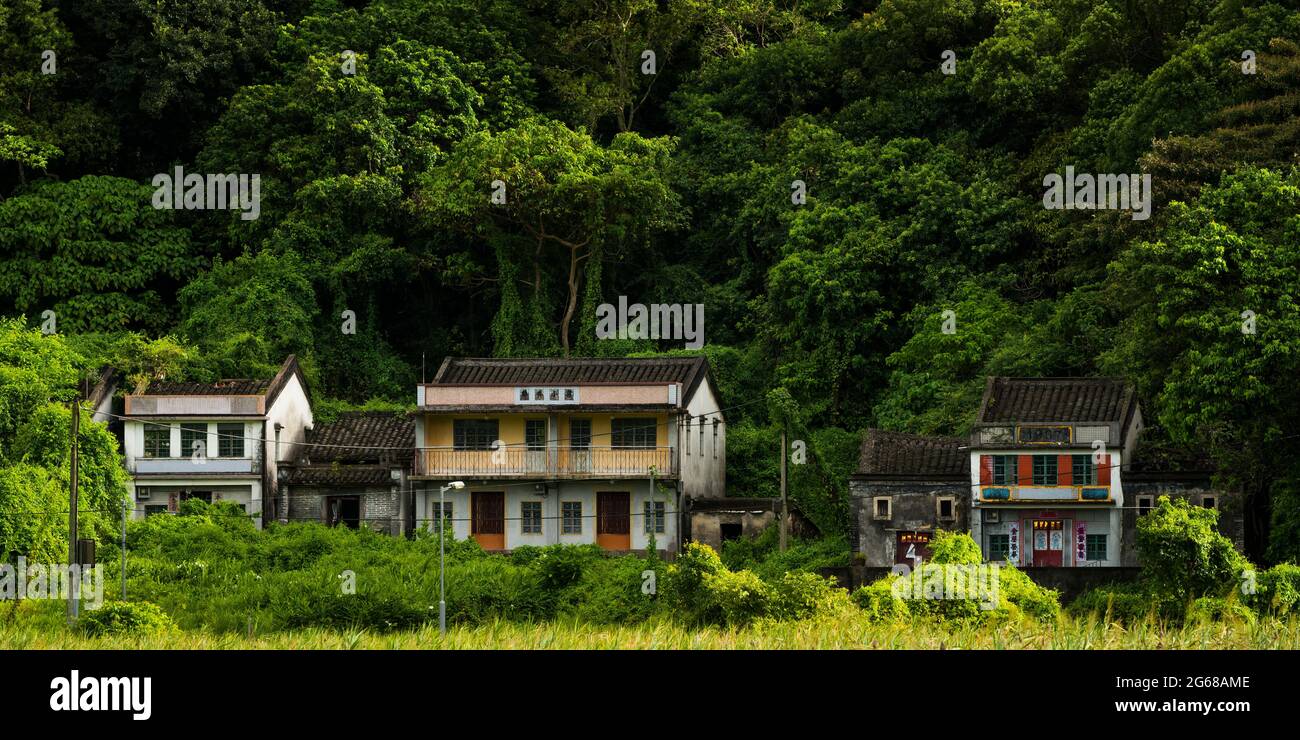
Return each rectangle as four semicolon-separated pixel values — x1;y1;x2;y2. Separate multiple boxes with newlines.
438;481;465;636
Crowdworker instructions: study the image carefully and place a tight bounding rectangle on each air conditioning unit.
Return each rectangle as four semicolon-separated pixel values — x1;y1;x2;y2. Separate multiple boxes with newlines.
984;510;1000;524
135;487;151;501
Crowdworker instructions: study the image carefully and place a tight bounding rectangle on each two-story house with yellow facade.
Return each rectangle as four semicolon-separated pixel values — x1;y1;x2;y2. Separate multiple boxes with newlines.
412;357;726;554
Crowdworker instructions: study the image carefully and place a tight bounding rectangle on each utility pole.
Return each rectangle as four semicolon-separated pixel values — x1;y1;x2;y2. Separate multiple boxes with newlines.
121;493;128;599
779;427;788;552
67;397;80;625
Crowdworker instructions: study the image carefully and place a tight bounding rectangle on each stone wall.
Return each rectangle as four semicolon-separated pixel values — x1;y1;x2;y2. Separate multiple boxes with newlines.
286;486;403;535
849;478;969;567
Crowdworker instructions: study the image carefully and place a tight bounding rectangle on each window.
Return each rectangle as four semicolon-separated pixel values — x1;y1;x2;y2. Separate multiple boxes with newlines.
144;505;168;517
685;420;691;455
569;419;591;449
519;389;530;401
430;501;453;528
181;423;207;458
562;501;583;534
644;501;666;533
143;425;171;458
1086;534;1108;561
698;420;704;454
217;423;244;457
521;501;542;534
525;420;547;450
453;419;499;450
1032;456;1058;486
179;490;212;504
991;455;1017;485
1136;495;1154;515
1202;496;1218;510
872;496;892;520
1072;455;1096;485
563;389;574;401
712;420;719;458
611;418;656;448
988;534;1011;561
937;497;955;520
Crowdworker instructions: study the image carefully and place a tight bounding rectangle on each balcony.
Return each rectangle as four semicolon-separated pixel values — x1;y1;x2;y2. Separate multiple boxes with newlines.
129;457;261;475
414;446;674;479
980;485;1111;503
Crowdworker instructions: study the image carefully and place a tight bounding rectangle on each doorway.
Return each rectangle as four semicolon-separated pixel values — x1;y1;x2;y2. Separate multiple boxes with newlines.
325;496;361;529
472;491;505;550
596;492;631;550
1032;519;1063;567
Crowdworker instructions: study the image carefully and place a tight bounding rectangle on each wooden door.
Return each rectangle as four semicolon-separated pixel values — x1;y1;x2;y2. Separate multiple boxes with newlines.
596;492;631;550
1032;520;1063;566
472;491;505;550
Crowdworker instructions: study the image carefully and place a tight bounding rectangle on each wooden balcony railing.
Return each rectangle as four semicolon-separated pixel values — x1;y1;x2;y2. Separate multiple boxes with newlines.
414;446;674;478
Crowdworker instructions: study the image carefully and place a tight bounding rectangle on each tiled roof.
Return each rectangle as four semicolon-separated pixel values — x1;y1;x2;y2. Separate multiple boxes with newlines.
135;355;307;401
284;466;396;486
298;411;413;465
855;429;967;478
140;378;272;396
432;356;709;389
977;377;1135;424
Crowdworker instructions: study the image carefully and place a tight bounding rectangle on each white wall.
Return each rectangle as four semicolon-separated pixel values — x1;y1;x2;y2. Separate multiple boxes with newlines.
681;380;725;499
265;373;313;522
416;480;677;552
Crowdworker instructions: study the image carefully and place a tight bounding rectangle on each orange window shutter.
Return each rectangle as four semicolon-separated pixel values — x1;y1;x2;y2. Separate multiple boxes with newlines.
1098;454;1111;485
1018;455;1033;484
1057;455;1072;486
980;455;993;484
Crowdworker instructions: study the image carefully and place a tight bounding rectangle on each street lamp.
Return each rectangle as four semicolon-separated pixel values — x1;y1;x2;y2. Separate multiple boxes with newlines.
438;481;464;636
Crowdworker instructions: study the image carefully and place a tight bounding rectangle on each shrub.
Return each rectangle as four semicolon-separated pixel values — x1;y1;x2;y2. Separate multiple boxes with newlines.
1069;583;1171;623
1137;496;1249;601
702;568;773;626
769;571;853;621
928;529;982;565
664;541;725;624
81;600;176;637
1189;596;1255;625
1245;563;1300;617
852;577;911;623
998;565;1060;622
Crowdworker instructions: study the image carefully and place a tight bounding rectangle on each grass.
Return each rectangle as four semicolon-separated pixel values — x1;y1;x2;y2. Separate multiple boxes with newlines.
4;611;1299;649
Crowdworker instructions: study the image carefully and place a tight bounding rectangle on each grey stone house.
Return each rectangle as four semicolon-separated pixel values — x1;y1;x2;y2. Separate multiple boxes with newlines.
849;429;970;567
278;411;414;536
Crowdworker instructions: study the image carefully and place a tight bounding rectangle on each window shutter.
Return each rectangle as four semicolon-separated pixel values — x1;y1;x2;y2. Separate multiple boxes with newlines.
1017;455;1033;485
1097;454;1111;485
980;455;993;484
1057;455;1073;486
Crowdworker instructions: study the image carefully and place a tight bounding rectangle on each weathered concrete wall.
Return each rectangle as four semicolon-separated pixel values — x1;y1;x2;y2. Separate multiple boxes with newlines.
849;479;969;567
689;510;775;554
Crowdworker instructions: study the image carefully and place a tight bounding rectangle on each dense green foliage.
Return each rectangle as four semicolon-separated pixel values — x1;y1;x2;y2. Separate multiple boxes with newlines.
93;507;848;632
2;0;1299;559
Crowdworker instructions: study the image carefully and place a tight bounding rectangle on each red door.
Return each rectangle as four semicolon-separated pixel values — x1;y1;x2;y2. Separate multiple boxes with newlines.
596;492;631;550
1032;520;1063;567
472;492;505;550
896;532;932;567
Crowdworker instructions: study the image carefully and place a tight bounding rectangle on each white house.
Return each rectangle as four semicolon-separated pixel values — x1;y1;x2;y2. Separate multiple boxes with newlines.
969;377;1142;567
411;356;726;554
121;355;312;528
